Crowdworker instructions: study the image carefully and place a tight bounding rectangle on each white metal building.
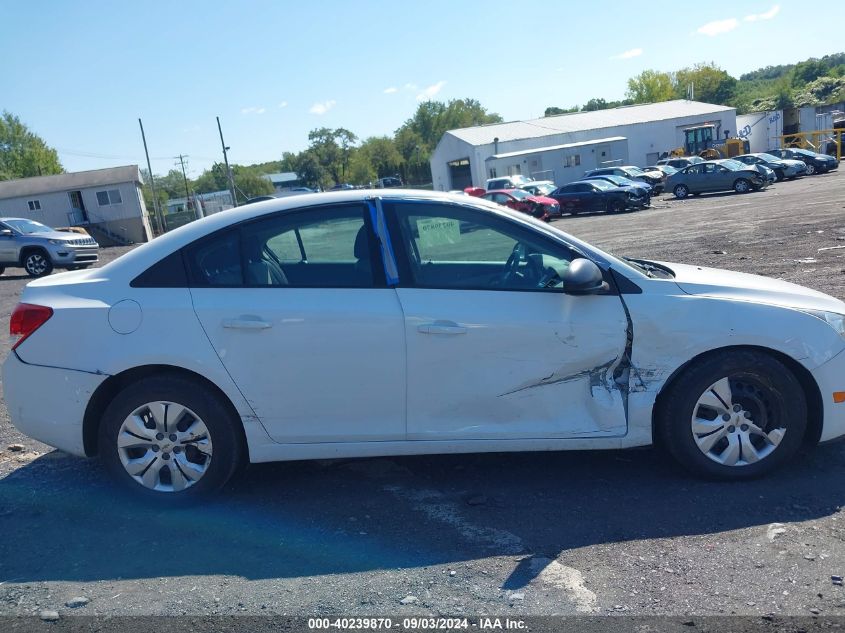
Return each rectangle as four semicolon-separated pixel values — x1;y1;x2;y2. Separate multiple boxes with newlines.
430;100;737;190
736;106;835;154
0;165;153;245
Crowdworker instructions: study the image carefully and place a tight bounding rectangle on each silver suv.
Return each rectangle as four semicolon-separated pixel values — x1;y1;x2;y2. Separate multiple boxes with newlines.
0;217;99;277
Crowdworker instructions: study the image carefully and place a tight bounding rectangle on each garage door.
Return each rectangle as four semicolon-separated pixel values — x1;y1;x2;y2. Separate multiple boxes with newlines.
448;159;472;190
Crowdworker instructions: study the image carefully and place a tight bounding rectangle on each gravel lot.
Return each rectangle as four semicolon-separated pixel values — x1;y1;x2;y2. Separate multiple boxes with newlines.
1;172;845;619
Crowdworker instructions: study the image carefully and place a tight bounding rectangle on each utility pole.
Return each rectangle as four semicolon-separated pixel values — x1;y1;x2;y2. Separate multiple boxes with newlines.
177;155;202;220
138;118;163;235
217;116;238;207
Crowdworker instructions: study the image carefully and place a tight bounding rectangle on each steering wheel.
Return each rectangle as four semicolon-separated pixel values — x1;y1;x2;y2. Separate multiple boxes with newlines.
495;243;523;287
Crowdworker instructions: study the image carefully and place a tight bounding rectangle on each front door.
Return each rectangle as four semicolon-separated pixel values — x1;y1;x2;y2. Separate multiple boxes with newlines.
188;203;406;443
0;222;16;262
385;200;629;440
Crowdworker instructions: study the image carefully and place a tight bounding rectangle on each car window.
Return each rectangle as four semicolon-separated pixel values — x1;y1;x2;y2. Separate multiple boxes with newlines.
185;205;379;288
703;164;717;174
391;202;576;292
686;165;703;174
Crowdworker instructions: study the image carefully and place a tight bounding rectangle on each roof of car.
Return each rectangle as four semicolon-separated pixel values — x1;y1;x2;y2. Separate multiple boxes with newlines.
89;190;519;280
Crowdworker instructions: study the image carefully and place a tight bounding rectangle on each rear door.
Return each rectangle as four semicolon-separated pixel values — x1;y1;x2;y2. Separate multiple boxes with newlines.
188;203;406;443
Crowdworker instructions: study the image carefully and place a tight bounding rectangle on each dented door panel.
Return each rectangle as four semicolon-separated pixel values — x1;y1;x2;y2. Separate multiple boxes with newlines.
397;288;630;440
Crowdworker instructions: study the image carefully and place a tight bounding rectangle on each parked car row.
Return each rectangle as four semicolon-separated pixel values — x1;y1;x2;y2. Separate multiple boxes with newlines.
479;144;839;213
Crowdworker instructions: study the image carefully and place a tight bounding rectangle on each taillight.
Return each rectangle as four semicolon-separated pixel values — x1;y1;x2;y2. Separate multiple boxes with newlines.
10;303;53;351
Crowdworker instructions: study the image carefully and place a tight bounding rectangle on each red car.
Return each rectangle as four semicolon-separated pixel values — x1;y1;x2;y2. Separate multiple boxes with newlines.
481;188;561;221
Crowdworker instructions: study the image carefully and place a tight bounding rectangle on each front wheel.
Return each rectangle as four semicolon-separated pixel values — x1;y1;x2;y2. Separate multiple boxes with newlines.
673;184;690;199
657;350;806;479
0;266;4;275
805;162;816;175
23;251;53;277
733;178;751;193
607;199;625;213
98;375;244;500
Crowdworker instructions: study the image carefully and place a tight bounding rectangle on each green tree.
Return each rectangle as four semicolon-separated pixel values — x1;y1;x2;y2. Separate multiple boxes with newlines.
230;166;273;200
625;70;675;103
0;111;63;180
674;63;737;104
357;136;404;179
306;127;358;184
544;105;579;116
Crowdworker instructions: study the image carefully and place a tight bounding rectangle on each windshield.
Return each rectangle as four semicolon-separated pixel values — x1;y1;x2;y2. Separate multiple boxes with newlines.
510;175;533;185
588;179;616;191
656;165;678;174
720;159;745;171
509;189;531;200
533;183;555;195
793;148;817;157
593;175;625;185
757;153;780;162
624;166;645;176
3;219;52;234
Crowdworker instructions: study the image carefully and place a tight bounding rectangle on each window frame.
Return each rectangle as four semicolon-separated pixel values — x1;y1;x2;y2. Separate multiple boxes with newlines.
383;200;592;294
27;199;41;211
182;202;386;289
96;189;123;206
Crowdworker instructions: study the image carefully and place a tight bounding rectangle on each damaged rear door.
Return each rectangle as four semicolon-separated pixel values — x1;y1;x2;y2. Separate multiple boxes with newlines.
385;200;629;441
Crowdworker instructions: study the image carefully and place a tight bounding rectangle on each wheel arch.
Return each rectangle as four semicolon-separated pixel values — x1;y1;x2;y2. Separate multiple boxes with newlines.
652;345;823;448
82;364;249;459
19;245;49;265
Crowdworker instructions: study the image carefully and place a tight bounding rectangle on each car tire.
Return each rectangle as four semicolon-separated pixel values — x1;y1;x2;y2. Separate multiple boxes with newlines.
98;374;245;501
673;184;689;199
607;199;625;213
22;250;54;277
805;163;816;175
775;171;785;182
0;266;4;275
656;349;806;480
733;179;751;193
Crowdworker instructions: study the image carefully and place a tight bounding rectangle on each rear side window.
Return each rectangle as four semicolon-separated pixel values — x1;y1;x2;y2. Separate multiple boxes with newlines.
131;251;188;288
183;205;383;288
185;230;242;287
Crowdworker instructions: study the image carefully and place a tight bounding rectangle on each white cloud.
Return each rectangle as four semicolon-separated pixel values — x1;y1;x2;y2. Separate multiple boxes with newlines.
745;4;780;21
241;106;266;115
278;101;288;108
696;18;739;36
404;82;418;91
309;100;336;115
383;87;398;94
416;80;446;101
611;48;643;60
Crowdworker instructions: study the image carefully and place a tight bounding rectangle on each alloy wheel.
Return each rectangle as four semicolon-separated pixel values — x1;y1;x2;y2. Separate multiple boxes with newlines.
25;253;49;275
116;401;213;492
690;377;785;466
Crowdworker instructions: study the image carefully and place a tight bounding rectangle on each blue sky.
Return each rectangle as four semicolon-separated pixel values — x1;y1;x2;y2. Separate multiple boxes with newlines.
2;1;842;177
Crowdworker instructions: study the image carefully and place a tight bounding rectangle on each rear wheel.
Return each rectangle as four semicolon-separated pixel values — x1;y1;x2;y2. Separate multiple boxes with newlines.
673;184;690;199
0;266;4;275
98;375;244;500
22;250;53;277
657;350;806;479
733;178;751;193
607;199;625;213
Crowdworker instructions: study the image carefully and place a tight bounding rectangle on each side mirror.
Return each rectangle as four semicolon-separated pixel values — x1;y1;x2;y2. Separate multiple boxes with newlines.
0;229;12;237
563;258;609;295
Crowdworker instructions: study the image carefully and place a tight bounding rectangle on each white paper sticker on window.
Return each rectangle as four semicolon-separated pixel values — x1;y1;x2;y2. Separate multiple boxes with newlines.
417;218;460;249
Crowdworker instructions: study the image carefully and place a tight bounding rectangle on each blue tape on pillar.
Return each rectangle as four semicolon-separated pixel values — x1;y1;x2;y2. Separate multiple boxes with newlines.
368;200;400;286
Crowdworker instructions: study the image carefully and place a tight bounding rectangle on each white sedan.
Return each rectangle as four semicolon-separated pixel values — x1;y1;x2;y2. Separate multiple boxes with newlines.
5;190;845;499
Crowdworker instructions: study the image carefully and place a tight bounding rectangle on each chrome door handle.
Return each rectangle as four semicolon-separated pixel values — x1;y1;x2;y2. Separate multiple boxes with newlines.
222;318;272;330
417;322;467;335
